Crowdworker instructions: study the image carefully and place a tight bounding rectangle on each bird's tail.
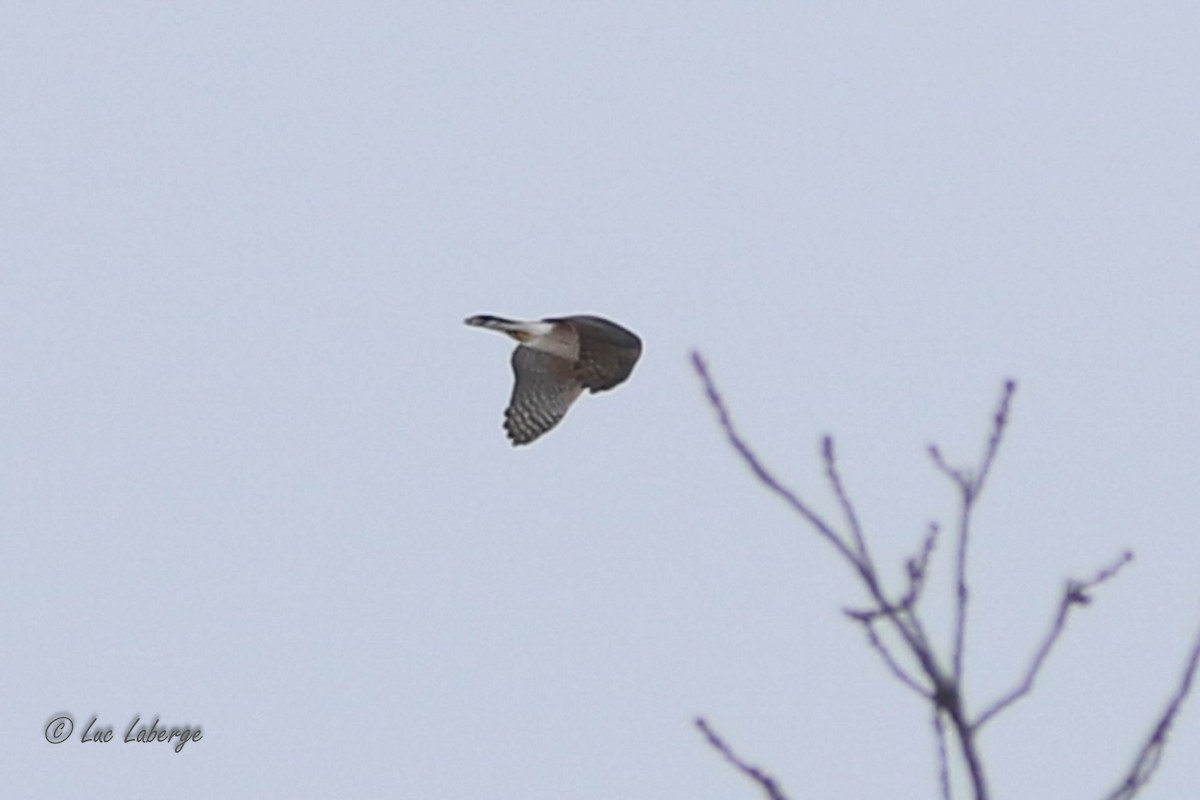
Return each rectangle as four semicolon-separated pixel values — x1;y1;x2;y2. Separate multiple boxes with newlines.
464;314;520;331
464;315;557;342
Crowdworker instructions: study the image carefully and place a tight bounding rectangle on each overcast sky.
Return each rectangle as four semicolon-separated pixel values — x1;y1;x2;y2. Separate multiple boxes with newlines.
3;3;1198;798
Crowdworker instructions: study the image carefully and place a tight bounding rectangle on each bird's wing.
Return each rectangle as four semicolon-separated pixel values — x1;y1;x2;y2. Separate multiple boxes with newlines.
504;347;583;445
566;317;643;393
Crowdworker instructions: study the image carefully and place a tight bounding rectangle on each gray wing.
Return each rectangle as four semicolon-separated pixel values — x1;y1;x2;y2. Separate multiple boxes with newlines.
504;347;584;446
562;316;643;393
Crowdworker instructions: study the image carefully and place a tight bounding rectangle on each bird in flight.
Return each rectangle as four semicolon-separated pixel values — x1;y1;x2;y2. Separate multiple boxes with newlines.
464;314;642;445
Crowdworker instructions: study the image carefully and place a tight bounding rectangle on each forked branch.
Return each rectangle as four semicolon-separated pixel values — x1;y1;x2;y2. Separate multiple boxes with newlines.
929;380;1017;684
974;551;1135;730
690;352;1196;800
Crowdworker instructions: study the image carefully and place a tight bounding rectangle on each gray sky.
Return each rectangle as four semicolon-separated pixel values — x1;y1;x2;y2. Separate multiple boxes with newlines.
3;3;1198;797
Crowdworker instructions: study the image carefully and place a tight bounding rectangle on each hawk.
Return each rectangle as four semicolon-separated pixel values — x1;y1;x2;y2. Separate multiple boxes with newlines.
464;314;643;445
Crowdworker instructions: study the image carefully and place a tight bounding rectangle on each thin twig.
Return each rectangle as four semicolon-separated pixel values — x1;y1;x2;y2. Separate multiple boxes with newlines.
691;352;860;568
695;717;792;800
900;523;941;612
973;551;1134;730
823;436;872;567
950;502;972;681
932;710;953;800
940;381;1018;683
1104;616;1200;800
970;380;1016;502
844;612;933;698
929;445;965;486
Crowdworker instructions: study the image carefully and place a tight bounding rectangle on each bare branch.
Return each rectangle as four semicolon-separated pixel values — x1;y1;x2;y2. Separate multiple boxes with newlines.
691;352;860;568
973;551;1134;730
1104;617;1200;800
688;361;1200;800
692;351;973;791
695;717;793;800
